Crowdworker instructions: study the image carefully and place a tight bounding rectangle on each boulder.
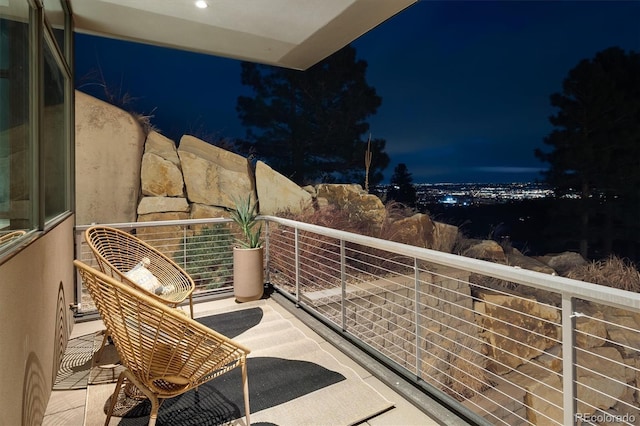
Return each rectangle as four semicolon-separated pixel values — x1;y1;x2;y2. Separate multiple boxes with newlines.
315;184;386;229
137;196;189;215
603;309;640;357
386;213;435;248
506;249;556;274
574;301;607;349
463;240;506;263
189;203;232;232
506;361;563;424
190;203;229;220
534;345;562;372
144;131;180;166
576;347;626;413
255;161;312;215
141;152;184;197
178;135;254;209
75;90;145;225
536;251;588;276
432;221;459;253
476;292;561;374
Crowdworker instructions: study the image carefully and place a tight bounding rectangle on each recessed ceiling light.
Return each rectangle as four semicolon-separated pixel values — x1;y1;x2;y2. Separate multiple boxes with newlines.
195;1;208;9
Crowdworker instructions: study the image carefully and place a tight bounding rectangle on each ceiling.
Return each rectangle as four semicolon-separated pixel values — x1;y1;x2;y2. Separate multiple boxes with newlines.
69;0;417;70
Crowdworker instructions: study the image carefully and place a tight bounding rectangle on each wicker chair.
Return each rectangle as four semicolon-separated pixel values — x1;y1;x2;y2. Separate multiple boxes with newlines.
85;225;195;317
74;260;251;426
0;230;26;245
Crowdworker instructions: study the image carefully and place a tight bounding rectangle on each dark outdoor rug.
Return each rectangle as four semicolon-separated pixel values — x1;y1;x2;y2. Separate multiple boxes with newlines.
85;301;394;426
198;306;264;339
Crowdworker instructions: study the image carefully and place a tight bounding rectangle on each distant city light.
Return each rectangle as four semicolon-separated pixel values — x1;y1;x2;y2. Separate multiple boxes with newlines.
374;182;556;207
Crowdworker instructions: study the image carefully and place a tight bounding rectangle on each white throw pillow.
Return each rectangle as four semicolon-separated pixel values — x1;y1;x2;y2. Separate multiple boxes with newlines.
125;257;161;294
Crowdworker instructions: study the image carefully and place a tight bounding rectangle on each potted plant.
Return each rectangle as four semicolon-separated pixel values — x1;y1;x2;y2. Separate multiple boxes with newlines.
230;195;264;302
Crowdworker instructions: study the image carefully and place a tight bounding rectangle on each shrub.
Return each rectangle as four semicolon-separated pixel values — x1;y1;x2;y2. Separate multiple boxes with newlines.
567;255;640;293
270;205;354;291
173;225;233;290
270;203;419;291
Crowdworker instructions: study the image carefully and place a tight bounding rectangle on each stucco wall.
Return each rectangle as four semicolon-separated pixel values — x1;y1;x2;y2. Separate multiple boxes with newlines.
75;90;146;225
0;217;75;426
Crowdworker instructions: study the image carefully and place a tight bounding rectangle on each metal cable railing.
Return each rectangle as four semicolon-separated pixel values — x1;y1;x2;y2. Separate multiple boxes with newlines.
75;218;242;312
263;215;640;426
75;217;640;425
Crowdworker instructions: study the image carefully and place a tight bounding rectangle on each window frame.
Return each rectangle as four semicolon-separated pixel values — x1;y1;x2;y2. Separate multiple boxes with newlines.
0;0;73;263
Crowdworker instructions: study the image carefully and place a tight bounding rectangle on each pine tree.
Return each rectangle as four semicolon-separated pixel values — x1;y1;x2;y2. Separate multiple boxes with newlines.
535;47;640;259
387;163;417;207
236;45;389;185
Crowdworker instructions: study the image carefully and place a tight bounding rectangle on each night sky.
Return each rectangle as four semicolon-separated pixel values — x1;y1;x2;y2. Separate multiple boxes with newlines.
74;1;640;184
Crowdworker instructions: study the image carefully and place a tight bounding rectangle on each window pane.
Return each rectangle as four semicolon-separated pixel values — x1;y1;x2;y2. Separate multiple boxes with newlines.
43;0;65;56
0;1;32;241
43;39;67;221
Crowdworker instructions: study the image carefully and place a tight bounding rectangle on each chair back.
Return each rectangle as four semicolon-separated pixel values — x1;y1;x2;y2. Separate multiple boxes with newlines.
0;230;26;245
84;225;195;311
74;259;250;397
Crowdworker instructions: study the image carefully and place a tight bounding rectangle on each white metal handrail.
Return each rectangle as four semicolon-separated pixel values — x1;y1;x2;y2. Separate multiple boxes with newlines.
261;215;640;426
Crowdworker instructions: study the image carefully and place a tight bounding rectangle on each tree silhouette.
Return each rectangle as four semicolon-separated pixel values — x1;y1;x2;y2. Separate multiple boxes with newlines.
236;45;389;185
535;47;640;259
387;163;417;207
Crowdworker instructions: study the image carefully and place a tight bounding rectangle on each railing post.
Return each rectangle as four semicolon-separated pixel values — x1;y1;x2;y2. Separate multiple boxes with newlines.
182;225;187;269
75;229;85;311
264;220;270;283
562;294;576;425
294;227;300;304
415;257;421;377
341;239;346;331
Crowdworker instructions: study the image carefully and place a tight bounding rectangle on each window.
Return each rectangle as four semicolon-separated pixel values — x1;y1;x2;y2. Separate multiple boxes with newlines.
43;37;68;221
0;0;72;259
0;1;32;244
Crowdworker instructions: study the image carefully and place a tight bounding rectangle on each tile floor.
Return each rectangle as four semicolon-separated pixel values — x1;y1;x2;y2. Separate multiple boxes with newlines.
43;295;467;425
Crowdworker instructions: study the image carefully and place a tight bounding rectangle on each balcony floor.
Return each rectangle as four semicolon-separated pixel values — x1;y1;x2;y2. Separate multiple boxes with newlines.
43;293;466;425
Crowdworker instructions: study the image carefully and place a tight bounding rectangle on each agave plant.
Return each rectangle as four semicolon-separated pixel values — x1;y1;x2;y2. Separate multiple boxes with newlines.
230;195;262;249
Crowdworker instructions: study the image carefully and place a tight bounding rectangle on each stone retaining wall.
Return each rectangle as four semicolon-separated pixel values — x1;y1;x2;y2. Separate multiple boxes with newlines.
298;267;640;424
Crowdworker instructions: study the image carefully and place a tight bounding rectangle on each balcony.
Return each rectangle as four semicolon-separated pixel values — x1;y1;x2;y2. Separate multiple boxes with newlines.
46;217;640;425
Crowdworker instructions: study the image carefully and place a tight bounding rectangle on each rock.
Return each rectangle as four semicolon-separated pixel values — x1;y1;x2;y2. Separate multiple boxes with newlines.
301;185;316;196
506;361;563;424
432;221;459;253
189;203;230;232
178;135;254;209
190;203;228;220
576;347;626;413
315;184;386;230
463;240;506;263
137;197;189;215
536;251;588;276
386;213;435;248
386;214;459;252
506;249;556;274
476;292;561;373
535;345;563;372
574;301;607;349
141;152;184;197
75;90;145;225
144;131;180;166
255;161;312;215
603;309;640;357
